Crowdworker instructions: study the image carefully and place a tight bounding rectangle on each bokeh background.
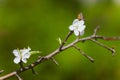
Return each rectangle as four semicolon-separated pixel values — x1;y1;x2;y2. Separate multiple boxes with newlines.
0;0;120;80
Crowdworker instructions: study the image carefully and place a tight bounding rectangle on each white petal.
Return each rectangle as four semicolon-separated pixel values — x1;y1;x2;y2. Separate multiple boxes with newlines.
73;20;84;26
21;49;27;53
69;25;75;31
22;53;30;59
78;20;84;25
13;50;20;57
22;58;27;63
80;30;85;36
73;19;79;24
72;22;79;27
21;49;30;56
13;57;20;64
78;25;86;32
74;30;79;36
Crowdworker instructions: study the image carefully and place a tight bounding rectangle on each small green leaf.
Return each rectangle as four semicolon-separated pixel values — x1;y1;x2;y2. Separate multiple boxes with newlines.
30;51;41;55
57;37;62;45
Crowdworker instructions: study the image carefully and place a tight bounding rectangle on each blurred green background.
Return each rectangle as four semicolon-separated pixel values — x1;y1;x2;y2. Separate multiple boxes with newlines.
0;0;120;80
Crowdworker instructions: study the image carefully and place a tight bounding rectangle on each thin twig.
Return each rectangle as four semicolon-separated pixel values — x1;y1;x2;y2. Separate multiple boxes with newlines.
59;31;73;51
104;36;120;41
91;39;115;55
15;74;22;80
96;36;120;41
93;26;100;36
73;45;94;63
50;57;59;65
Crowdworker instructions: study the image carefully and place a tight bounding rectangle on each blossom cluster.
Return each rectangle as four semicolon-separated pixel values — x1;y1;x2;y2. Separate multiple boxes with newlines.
13;47;31;64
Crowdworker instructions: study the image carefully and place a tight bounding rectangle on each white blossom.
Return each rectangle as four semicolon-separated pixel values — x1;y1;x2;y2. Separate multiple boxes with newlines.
69;19;86;36
12;47;31;64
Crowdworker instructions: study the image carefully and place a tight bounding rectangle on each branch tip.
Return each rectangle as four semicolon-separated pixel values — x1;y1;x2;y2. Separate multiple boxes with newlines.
111;48;115;56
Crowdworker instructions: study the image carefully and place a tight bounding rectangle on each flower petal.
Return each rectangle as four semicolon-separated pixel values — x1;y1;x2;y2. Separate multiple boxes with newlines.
21;48;30;56
69;25;75;31
13;49;20;57
79;20;84;25
22;58;27;63
78;25;86;32
22;53;30;59
13;57;20;64
74;30;79;36
73;19;79;24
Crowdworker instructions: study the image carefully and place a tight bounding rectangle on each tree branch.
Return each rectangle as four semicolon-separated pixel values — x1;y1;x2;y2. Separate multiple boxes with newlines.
0;26;119;80
91;39;115;55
